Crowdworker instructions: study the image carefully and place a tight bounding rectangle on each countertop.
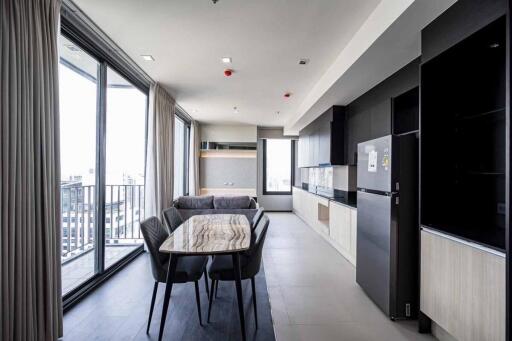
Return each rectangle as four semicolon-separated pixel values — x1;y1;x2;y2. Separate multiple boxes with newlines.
293;185;357;209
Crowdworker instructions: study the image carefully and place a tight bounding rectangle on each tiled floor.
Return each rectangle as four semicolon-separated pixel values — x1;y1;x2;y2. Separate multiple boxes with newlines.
62;245;141;294
263;212;436;341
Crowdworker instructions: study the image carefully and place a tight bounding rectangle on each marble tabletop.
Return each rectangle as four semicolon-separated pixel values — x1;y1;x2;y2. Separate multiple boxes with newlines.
159;214;251;254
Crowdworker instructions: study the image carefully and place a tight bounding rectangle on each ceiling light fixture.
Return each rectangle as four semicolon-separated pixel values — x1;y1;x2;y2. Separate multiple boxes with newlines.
233;106;239;114
141;55;155;61
298;58;309;65
221;57;232;64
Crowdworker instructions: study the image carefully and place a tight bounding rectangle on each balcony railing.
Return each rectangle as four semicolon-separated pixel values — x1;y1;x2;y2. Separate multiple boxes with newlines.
60;184;144;263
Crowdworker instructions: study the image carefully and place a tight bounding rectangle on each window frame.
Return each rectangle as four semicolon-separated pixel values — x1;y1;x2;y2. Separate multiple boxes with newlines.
174;110;191;197
262;138;295;195
60;14;149;311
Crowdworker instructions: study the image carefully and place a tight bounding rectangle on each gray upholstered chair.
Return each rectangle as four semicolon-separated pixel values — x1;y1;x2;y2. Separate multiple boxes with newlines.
207;215;270;329
251;207;264;230
162;206;183;233
140;217;209;333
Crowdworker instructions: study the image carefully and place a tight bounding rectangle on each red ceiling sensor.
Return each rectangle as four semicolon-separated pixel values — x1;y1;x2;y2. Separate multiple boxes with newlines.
284;92;292;98
224;69;233;77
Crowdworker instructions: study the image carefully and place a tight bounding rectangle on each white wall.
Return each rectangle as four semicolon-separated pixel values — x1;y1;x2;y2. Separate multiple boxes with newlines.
200;124;257;143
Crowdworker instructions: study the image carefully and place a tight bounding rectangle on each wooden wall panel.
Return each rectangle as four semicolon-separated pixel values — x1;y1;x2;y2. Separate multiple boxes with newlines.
420;230;505;341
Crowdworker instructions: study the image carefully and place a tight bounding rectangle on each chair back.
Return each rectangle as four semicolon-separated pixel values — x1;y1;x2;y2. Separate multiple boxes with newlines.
251;208;264;230
140;217;169;282
244;215;270;277
162;206;183;233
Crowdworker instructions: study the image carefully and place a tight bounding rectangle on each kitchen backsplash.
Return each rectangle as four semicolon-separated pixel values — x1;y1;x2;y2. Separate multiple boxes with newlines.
301;166;356;192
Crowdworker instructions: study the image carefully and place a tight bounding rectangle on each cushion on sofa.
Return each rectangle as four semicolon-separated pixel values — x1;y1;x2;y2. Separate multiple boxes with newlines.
176;195;214;209
213;196;251;209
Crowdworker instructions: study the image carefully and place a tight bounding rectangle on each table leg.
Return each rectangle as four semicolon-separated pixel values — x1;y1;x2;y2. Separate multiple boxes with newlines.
158;254;178;341
232;253;246;341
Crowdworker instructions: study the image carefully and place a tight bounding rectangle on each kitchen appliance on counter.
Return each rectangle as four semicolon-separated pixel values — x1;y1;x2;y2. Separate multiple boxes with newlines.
356;134;418;320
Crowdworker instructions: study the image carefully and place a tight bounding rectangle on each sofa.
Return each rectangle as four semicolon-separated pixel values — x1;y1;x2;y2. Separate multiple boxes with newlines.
172;195;258;221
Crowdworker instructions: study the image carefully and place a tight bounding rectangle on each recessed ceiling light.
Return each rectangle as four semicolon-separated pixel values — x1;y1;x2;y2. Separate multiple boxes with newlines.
141;55;155;61
489;43;500;48
233;106;239;114
221;57;232;64
298;58;309;65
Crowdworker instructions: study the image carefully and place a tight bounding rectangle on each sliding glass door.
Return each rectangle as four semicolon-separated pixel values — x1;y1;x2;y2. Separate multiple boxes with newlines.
104;67;147;269
58;31;148;302
59;35;100;295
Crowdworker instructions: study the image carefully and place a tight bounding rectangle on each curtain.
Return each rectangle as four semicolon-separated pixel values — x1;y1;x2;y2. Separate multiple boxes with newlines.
1;0;63;340
188;121;201;196
144;84;175;218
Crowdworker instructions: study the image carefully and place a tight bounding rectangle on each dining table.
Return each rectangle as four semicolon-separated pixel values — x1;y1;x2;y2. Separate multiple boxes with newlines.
157;213;252;341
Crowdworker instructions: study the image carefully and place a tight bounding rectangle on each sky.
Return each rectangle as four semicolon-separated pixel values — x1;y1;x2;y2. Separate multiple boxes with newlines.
59;60;147;186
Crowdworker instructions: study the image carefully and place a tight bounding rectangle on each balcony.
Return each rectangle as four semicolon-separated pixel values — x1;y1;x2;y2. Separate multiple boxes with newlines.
61;184;145;295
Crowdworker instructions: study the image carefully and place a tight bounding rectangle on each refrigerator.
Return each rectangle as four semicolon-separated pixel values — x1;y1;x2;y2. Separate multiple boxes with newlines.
356;134;418;320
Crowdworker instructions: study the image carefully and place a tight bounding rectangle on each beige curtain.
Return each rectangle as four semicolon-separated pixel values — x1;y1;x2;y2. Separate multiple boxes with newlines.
144;84;175;218
188;121;201;196
1;0;63;340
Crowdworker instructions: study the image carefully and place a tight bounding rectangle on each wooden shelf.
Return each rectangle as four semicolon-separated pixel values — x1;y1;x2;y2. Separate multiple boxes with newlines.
200;150;256;159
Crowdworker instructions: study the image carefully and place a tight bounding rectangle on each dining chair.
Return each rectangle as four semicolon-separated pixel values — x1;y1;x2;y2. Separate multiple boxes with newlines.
162;207;211;300
140;217;209;334
251;207;264;230
207;215;270;329
162;206;183;233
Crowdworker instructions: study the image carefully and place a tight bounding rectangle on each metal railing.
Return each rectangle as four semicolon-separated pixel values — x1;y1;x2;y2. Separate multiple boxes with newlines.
60;184;144;263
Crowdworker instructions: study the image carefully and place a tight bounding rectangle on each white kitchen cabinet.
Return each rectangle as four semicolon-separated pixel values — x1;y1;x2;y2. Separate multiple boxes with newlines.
292;187;329;236
329;201;357;265
350;208;357;266
293;187;357;266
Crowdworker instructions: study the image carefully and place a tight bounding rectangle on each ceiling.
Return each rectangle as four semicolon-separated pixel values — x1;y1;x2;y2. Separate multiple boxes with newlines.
72;0;381;126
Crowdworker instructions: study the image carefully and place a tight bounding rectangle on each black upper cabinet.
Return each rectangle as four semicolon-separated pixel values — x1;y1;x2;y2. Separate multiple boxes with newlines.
392;87;419;135
298;106;346;167
346;108;371;165
421;16;506;250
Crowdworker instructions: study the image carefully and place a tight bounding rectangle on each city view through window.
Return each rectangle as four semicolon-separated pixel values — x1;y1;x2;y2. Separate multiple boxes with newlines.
59;35;147;293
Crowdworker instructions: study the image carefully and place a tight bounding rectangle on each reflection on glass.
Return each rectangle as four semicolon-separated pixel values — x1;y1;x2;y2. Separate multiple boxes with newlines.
174;117;187;198
104;67;147;269
59;35;99;294
265;139;292;192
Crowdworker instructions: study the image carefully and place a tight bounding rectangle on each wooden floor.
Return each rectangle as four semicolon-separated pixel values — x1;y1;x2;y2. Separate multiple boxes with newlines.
63;254;275;341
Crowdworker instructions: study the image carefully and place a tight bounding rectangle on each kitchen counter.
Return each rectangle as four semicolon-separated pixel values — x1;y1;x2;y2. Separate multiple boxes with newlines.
292;185;357;209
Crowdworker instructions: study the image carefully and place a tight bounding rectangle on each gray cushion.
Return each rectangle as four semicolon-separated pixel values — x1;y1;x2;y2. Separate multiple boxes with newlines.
176;195;213;209
213;196;251;209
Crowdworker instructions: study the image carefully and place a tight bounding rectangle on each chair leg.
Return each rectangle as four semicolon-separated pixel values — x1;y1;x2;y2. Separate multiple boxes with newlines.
146;281;158;334
194;281;203;326
203;269;210;300
207;279;216;322
251;277;258;329
215;279;219;298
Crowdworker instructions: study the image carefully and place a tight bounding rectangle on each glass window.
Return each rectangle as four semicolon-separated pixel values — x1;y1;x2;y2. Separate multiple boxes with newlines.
264;139;293;194
174;116;190;198
104;67;147;269
59;35;99;295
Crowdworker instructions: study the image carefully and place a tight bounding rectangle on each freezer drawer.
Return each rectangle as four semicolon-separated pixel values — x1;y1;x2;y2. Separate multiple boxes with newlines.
356;190;394;315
